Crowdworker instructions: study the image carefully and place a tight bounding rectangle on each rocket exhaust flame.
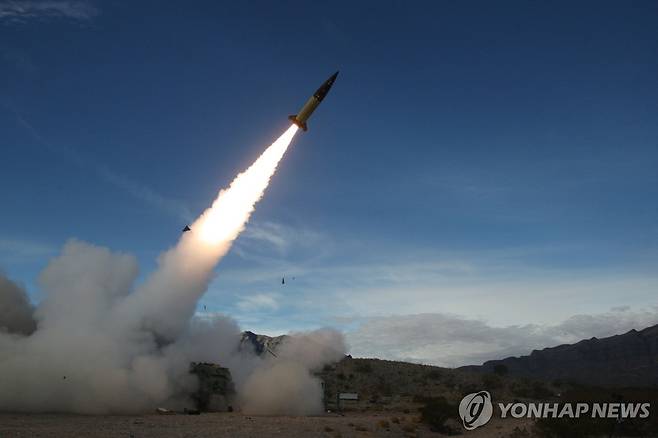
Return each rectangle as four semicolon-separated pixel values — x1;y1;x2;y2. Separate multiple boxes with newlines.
196;124;298;245
119;124;299;341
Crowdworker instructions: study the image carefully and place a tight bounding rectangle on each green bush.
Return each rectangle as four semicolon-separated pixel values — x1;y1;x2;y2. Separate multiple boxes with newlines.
419;397;460;435
511;379;552;399
493;364;508;376
482;373;503;390
507;427;531;438
354;362;373;373
534;416;608;438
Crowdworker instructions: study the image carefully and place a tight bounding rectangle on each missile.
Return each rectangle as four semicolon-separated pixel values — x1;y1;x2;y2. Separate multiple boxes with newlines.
288;71;338;132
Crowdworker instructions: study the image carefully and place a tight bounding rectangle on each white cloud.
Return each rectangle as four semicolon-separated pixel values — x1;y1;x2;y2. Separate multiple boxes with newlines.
214;242;658;329
8;107;191;222
98;167;193;222
238;221;327;256
241;222;290;253
346;306;658;368
0;1;99;22
236;293;280;312
0;238;56;261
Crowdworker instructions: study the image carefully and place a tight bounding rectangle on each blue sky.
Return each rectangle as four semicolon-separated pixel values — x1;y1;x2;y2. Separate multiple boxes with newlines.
1;0;657;365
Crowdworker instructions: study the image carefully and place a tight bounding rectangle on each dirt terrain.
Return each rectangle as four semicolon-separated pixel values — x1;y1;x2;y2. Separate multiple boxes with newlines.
0;411;533;438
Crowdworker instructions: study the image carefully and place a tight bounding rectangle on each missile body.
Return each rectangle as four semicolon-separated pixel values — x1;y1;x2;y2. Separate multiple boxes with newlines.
288;71;338;132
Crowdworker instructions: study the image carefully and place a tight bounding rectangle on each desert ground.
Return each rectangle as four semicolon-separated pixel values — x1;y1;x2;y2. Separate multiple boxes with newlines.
0;412;533;438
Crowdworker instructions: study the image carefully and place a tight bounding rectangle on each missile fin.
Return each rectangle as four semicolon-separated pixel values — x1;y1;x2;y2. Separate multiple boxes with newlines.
288;115;308;131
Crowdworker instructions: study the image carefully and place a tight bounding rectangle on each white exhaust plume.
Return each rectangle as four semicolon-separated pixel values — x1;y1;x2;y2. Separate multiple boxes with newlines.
0;125;346;414
116;124;299;342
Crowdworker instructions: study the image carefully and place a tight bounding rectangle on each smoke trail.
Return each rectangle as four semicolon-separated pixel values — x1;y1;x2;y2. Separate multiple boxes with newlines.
0;124;346;414
117;125;298;342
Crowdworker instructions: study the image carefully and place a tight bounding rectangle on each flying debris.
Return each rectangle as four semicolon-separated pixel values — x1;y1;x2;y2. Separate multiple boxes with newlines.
182;225;191;233
281;277;285;285
288;71;338;131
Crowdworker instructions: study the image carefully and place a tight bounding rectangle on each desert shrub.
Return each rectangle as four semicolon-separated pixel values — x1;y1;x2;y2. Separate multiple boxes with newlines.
426;369;442;380
419;396;460;434
378;419;390;429
506;426;530;438
511;380;552;399
377;376;393;396
532;381;553;399
355;362;373;374
535;403;650;437
543;386;658;436
458;382;480;394
510;382;528;398
482;373;503;390
493;364;509;376
354;424;368;432
337;372;345;380
391;416;400;424
493;363;509;376
534;416;608;438
401;424;416;433
324;426;334;432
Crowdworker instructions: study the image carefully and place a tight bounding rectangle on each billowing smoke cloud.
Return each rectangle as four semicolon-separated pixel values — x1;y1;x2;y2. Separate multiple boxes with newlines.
0;125;345;414
239;329;346;415
0;273;36;335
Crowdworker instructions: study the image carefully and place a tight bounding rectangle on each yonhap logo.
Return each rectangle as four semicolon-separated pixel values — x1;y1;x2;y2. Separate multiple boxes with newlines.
459;391;493;430
457;389;650;431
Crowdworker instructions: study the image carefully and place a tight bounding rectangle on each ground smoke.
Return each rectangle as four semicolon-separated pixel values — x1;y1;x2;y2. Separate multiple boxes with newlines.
0;125;346;414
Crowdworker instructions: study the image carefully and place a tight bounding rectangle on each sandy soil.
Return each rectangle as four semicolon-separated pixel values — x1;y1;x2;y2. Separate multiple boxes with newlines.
0;412;533;438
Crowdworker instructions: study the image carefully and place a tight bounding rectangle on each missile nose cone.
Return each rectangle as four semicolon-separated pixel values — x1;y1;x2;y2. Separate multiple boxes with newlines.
313;71;339;101
327;71;339;86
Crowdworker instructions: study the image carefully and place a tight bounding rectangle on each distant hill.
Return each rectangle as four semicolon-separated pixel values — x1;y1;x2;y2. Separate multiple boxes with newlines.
461;324;658;387
240;331;287;356
238;331;560;408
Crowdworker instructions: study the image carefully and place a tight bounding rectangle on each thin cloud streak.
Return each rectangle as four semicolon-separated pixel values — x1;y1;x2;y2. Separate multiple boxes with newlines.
98;167;193;222
0;1;99;22
0;238;56;260
236;293;280;312
7;105;192;222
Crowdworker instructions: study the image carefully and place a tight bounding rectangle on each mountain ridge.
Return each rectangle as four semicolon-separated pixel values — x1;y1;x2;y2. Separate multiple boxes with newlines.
460;324;658;387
